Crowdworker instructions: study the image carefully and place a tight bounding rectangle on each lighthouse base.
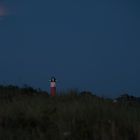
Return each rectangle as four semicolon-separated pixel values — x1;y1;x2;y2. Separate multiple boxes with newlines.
50;87;56;96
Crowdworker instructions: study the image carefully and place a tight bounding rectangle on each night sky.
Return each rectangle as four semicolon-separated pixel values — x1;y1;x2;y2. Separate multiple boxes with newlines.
0;0;140;97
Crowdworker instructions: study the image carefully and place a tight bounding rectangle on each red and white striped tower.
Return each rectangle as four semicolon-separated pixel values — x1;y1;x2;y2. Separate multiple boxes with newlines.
50;77;56;96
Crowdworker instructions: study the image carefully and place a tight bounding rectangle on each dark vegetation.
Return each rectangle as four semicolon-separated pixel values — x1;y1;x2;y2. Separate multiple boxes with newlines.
0;85;140;140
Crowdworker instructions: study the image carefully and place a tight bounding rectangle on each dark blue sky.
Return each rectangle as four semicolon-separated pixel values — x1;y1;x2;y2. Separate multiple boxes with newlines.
0;0;140;97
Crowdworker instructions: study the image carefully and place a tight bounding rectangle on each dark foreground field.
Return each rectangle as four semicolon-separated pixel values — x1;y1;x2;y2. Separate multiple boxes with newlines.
0;85;140;140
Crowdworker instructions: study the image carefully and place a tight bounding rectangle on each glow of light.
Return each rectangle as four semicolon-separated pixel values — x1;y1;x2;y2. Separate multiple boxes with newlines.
0;3;7;17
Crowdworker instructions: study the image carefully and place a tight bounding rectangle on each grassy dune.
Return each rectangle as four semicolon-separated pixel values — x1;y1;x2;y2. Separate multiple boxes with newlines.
0;85;140;140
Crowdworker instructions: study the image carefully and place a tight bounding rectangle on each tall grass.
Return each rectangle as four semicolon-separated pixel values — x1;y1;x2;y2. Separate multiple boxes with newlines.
0;85;139;140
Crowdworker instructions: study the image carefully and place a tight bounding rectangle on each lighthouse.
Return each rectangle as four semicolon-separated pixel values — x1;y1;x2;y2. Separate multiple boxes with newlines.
50;77;56;96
